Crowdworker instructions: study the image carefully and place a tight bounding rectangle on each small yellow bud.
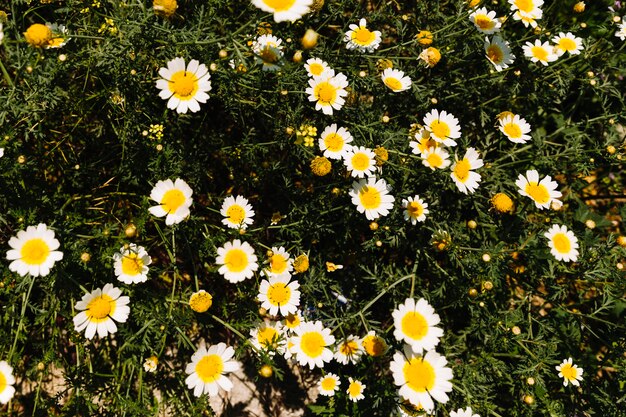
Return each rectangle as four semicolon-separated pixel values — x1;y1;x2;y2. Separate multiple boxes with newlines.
369;222;379;231
616;235;626;247
189;290;213;313
125;223;137;238
482;281;493;291
573;1;585;13
259;365;273;378
375;240;383;247
258;307;268;316
613;16;621;23
526;377;535;385
382;115;390;123
218;49;228;58
482;254;491;262
585;219;596;229
511;326;521;335
607;145;616;154
17;155;26;164
37;362;45;371
415;30;433;46
292;50;303;63
467;220;477;229
468;288;478;298
301;29;319;49
523;395;534;405
580;22;587;28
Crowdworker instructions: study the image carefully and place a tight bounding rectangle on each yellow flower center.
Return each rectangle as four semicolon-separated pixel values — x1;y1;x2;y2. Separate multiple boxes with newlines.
340;340;359;355
308;63;324;76
531;46;549;62
362;335;386;356
293;255;309;274
430;120;450;139
270;253;288;274
321;377;337;391
87;294;114;322
0;371;5;392
351;153;371;171
47;37;65;48
300;332;325;358
407;201;423;218
161;189;186;213
284;312;301;328
189;291;212;313
169;70;198;99
324;133;344;152
261;0;296;11
403;358;436;393
475;15;494;30
259;46;280;64
358;186;381;210
515;0;535;13
560;363;577;380
487;45;504;63
348;381;362;397
525;182;550;204
20;238;50;265
558;38;577;51
503;122;522;139
25;23;52;47
121;253;144;276
267;282;291;306
257;327;279;348
453;159;472;182
552;233;571;254
226;204;246;224
352;27;375;45
401;311;429;340
384;77;403;91
224;248;249;272
492;193;514;213
314;82;337;105
426;152;443;168
195;354;223;383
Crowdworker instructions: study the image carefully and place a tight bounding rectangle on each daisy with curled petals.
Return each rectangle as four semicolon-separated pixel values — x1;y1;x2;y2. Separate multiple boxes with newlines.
319;124;353;159
343;146;377;178
305;58;333;78
113;243;151;284
556;357;584;387
258;273;301;316
251;0;312;23
156;57;211;114
423;109;461;146
344;18;382;52
185;343;239;397
334;335;364;365
249;321;286;355
450;147;484;195
216;239;259;283
252;34;284;72
349;177;395;220
291;320;335;369
499;114;531;143
421;147;451;171
523;40;558;66
484;35;515;72
516;170;562;210
469;7;501;34
389;347;453;411
148;178;193;226
265;246;293;276
306;71;349;116
318;373;340;396
392;298;443;354
347;377;366;402
402;195;429;225
450;407;481;417
6;223;63;277
552;32;583;56
220;195;255;230
544;224;579;262
73;283;130;339
381;68;412;93
409;129;438;156
0;361;15;404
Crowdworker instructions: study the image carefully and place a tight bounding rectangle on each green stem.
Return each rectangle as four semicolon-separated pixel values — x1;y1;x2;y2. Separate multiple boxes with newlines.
9;274;35;362
0;59;14;88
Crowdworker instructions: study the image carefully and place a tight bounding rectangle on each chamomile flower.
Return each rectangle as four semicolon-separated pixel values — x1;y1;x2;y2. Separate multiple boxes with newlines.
6;223;63;277
252;34;284;71
318;373;341;396
349;177;395;220
515;170;562;209
347;377;366;402
305;58;333;78
509;0;543;19
148;178;193;225
220;195;255;229
73;283;130;339
616;21;626;41
421;147;451;170
343;146;377;178
514;11;540;28
249;321;286;355
156;57;211;113
185;343;239;397
556;357;584;387
499;114;532;143
450;407;481;417
334;335;364;365
344;18;382;52
523;40;558;66
251;0;312;23
450;148;483;194
389;347;453;411
402;196;429;224
393;298;443;353
306;71;349;115
113;244;151;284
544;224;579;262
484;35;515;72
258;273;301;316
282;310;303;332
469;7;501;34
409;129;439;156
552;32;583;56
216;239;259;283
265;246;293;276
381;68;412;92
0;361;15;404
423;109;461;146
290;320;335;369
319;124;353;159
362;331;388;356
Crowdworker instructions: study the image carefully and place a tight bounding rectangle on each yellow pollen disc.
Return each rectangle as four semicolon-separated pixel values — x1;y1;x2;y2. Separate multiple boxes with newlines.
300;332;325;358
270;254;288;274
161;189;186;213
308;63;324;76
189;291;212;313
515;0;534;13
0;372;5;392
407;201;423;217
552;233;571;254
359;186;381;210
487;45;504;63
352;27;375;45
259;47;279;64
525;182;550;204
224;248;249;272
453;159;472;182
401;311;429;340
426;153;443;168
261;0;296;11
351;153;371;171
226;204;246;224
403;358;436;393
475;15;494;30
503;122;522;138
558;38;576;51
321;377;337;391
348;381;362;397
384;77;403;91
20;238;50;265
258;327;279;348
430;120;451;139
196;354;223;383
121;253;144;276
25;24;52;47
267;282;291;306
531;46;549;62
285;313;301;328
87;294;113;321
324;133;344;152
362;335;386;356
340;340;359;355
560;363;577;380
315;82;337;105
169;70;199;99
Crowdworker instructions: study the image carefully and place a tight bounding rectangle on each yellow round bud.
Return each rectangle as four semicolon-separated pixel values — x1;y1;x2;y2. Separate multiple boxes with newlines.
573;1;585;12
369;222;379;231
259;365;273;378
415;30;433;46
310;156;331;177
468;288;478;298
153;0;177;18
482;281;493;291
37;362;45;371
616;235;626;247
125;223;137;238
301;29;319;49
482;254;491;262
189;290;213;313
375;240;382;247
526;377;535;385
613;16;621;23
259;307;268;316
80;252;91;263
293;254;310;274
382;115;390;123
607;145;616;154
585;219;596;229
17;155;26;164
523;395;534;405
24;23;52;47
467;220;477;229
292;50;303;63
491;193;515;214
218;49;228;58
511;326;521;335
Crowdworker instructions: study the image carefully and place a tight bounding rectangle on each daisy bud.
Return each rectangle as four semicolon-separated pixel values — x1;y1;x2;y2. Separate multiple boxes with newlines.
292;50;303;63
24;23;52;47
125;223;137;238
80;252;91;263
293;254;310;274
301;29;319;49
153;0;177;18
189;290;213;313
526;377;535;385
467;220;478;229
415;30;433;45
616;236;626;247
511;326;521;335
468;288;478;298
259;365;273;378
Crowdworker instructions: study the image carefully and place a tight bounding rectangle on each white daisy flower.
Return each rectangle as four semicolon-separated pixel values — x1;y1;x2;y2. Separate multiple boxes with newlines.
450;147;484;194
73;283;130;339
499;114;532;143
0;148;4;158
148;178;193;226
220;195;255;230
252;34;284;72
0;361;15;404
515;170;562;209
343;146;377;178
555;357;584;387
361;330;389;357
216;239;259;283
423;109;461;146
306;71;349;115
319;124;353;160
185;343;239;397
392;298;443;353
265;246;293;277
344;18;382;52
6;223;63;277
334;335;364;365
616;21;626;41
305;58;333;78
282;310;303;333
251;0;312;23
113;244;151;284
484;35;515;72
544;224;579;262
381;68;412;92
552;32;583;56
156;57;211;114
509;0;543;19
421;147;451;170
249;321;286;355
258;273;301;316
347;377;366;402
523;39;558;66
514;11;540;28
349;177;395;220
291;321;335;369
450;406;481;417
469;7;501;34
402;195;429;224
409;129;439;156
318;373;340;396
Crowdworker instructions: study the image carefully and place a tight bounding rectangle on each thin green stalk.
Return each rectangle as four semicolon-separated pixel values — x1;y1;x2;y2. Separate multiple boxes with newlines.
9;274;36;362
